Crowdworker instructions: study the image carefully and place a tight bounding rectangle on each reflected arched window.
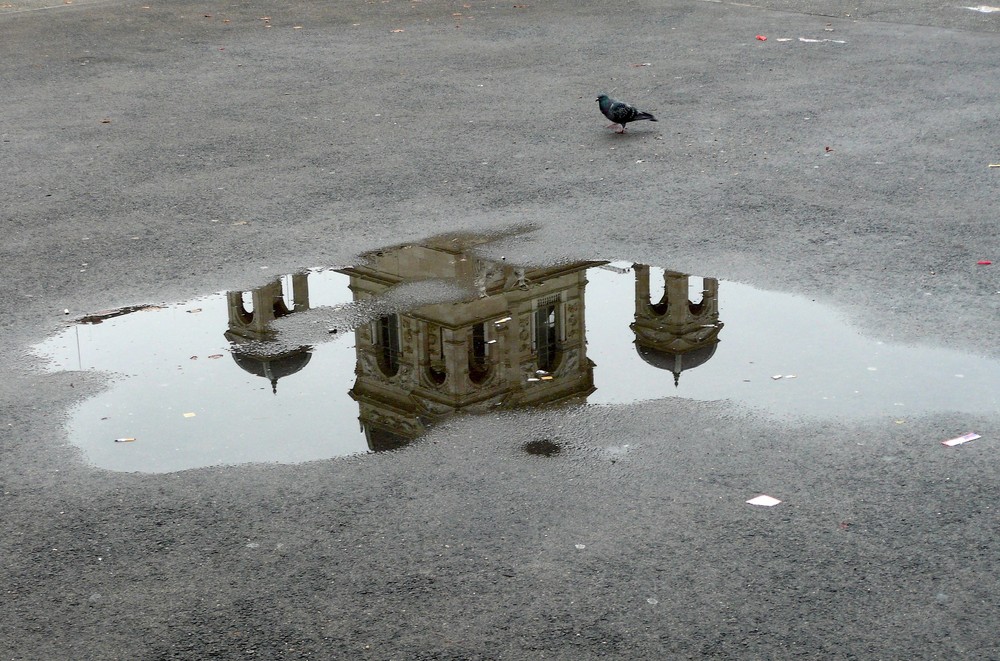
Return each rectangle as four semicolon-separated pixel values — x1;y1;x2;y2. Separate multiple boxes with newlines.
649;270;669;315
468;322;490;384
428;363;447;385
272;295;291;319
235;291;255;324
533;296;562;372
374;314;401;377
688;277;706;315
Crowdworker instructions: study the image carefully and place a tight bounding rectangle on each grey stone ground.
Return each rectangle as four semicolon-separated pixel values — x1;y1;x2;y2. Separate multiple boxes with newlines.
3;0;999;658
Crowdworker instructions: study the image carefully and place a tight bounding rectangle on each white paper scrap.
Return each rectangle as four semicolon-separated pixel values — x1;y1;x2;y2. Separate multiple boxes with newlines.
963;5;1000;12
942;432;981;447
746;495;782;507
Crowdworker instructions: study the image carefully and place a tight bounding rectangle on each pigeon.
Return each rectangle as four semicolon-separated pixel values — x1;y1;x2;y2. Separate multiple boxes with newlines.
596;93;658;133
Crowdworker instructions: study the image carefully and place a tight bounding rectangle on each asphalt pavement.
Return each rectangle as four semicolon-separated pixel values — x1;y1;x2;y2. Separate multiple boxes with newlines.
3;0;999;658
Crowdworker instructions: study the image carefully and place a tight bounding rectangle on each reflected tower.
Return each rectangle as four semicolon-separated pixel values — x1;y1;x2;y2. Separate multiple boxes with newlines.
631;265;724;386
341;236;604;450
224;273;312;393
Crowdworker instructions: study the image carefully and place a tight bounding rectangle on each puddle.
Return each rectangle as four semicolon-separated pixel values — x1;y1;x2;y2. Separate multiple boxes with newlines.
34;234;1000;473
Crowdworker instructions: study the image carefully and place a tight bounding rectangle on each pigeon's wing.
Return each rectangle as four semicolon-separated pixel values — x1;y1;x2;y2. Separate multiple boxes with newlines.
606;100;639;124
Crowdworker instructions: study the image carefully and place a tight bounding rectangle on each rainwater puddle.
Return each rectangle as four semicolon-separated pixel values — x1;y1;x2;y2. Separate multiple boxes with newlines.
33;235;1000;473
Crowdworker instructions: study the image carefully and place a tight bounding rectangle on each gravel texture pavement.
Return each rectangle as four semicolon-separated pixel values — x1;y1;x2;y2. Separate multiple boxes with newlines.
3;0;999;658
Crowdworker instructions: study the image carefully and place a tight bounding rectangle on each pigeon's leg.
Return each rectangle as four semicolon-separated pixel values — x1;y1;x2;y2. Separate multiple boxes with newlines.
606;122;619;129
617;124;627;134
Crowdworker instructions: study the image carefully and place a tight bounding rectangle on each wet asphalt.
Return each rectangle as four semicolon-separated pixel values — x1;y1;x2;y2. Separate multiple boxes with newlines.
3;0;1000;658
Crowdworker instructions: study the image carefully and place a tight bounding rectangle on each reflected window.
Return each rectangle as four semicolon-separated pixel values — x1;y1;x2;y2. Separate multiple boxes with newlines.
533;296;561;372
688;277;706;315
274;274;300;317
236;291;255;324
274;275;294;317
374;314;401;377
468;322;490;384
428;363;447;385
271;294;291;318
649;267;669;315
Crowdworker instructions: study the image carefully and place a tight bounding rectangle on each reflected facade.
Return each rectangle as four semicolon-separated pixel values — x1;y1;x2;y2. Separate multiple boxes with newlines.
339;237;605;450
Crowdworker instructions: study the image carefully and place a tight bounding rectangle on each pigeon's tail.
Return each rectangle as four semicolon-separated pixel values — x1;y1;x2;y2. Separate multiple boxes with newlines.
635;112;657;122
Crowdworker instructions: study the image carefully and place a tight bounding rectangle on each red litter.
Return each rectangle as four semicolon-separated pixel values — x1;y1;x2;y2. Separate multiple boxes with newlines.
756;34;767;41
977;260;992;265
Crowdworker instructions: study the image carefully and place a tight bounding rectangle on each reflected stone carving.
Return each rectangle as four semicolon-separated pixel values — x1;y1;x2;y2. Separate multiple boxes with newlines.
357;404;425;451
561;348;581;375
518;315;532;355
358;350;380;379
630;265;724;387
473;258;506;297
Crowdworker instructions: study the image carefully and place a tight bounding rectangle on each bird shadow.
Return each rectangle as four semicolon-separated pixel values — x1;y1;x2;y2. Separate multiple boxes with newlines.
599;128;655;142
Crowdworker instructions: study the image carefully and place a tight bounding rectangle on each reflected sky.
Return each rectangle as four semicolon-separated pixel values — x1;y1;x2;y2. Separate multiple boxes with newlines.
33;253;1000;474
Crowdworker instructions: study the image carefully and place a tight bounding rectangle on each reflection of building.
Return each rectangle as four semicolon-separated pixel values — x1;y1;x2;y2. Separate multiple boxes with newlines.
224;274;312;394
340;236;604;450
631;265;724;386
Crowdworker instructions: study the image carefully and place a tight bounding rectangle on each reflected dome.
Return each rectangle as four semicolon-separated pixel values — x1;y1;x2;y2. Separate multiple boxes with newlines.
231;347;312;394
635;343;719;386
